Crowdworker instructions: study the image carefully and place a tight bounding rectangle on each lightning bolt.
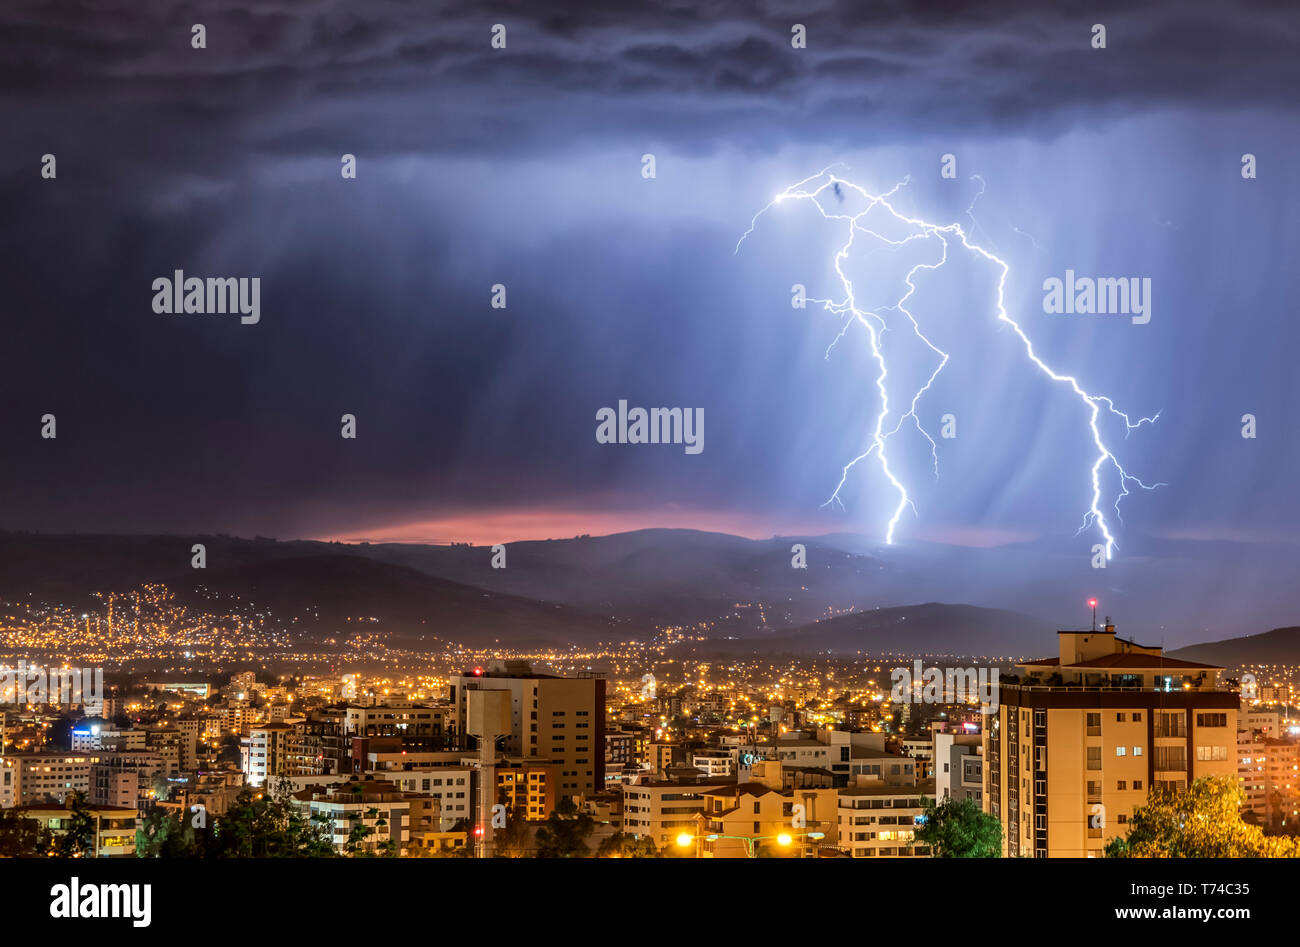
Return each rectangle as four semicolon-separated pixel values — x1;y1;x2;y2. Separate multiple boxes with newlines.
736;167;1163;559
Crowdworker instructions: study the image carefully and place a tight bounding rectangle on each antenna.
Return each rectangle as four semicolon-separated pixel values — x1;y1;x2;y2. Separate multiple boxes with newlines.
1088;598;1098;632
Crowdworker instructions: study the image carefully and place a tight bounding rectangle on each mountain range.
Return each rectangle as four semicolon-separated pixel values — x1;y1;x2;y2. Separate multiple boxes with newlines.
0;528;1295;657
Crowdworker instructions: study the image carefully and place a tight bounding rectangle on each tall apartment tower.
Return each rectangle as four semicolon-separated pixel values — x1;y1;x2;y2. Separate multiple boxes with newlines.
449;661;605;799
984;618;1238;857
245;722;294;788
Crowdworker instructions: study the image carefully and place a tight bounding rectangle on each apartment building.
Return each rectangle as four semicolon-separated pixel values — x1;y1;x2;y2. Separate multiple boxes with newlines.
691;751;734;778
244;722;294;787
1238;731;1299;830
450;661;606;797
289;780;411;854
984;619;1238;857
70;726;145;753
1241;709;1283;739
288;708;347;776
371;764;473;829
0;752;100;807
89;751;165;814
694;780;838;856
837;780;934;858
765;729;915;787
492;757;560;821
622;777;728;847
934;728;983;804
343;702;450;741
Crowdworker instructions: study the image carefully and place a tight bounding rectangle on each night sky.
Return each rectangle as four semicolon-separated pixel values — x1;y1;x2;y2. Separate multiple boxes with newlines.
2;0;1297;557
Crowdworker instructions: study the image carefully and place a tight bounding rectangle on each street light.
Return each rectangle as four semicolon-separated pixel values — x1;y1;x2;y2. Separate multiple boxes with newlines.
677;829;826;858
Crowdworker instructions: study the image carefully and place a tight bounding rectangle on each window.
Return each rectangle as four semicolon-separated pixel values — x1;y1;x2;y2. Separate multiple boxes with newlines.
1197;713;1227;728
1133;746;1142;757
1115;746;1127;757
1155;713;1185;738
1117;780;1127;791
1087;747;1102;770
1153;746;1186;771
1116;713;1126;722
1087;713;1101;736
1196;745;1228;762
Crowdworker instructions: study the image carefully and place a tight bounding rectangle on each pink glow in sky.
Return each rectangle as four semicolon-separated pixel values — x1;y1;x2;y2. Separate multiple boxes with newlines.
316;507;1032;548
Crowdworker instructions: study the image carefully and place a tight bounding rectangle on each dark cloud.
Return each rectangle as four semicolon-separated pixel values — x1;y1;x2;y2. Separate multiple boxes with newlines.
3;0;1297;188
0;0;1296;575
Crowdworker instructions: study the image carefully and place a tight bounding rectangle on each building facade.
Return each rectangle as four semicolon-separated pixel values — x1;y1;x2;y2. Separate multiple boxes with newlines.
984;620;1238;857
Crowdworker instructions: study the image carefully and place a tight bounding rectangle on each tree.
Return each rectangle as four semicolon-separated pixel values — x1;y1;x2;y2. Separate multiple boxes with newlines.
596;832;662;858
1105;776;1300;858
136;809;203;857
492;811;534;858
912;796;1002;857
205;787;335;858
283;807;336;858
55;792;99;857
534;798;594;858
345;806;375;855
0;809;49;857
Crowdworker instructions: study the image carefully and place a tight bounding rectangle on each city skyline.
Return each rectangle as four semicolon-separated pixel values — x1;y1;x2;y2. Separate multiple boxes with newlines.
0;1;1297;914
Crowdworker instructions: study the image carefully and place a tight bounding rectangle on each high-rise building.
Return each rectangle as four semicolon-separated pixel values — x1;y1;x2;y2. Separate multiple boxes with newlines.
245;722;294;787
984;618;1238;857
90;751;165;814
288;708;347;776
493;757;560;821
1237;730;1300;831
450;661;605;798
